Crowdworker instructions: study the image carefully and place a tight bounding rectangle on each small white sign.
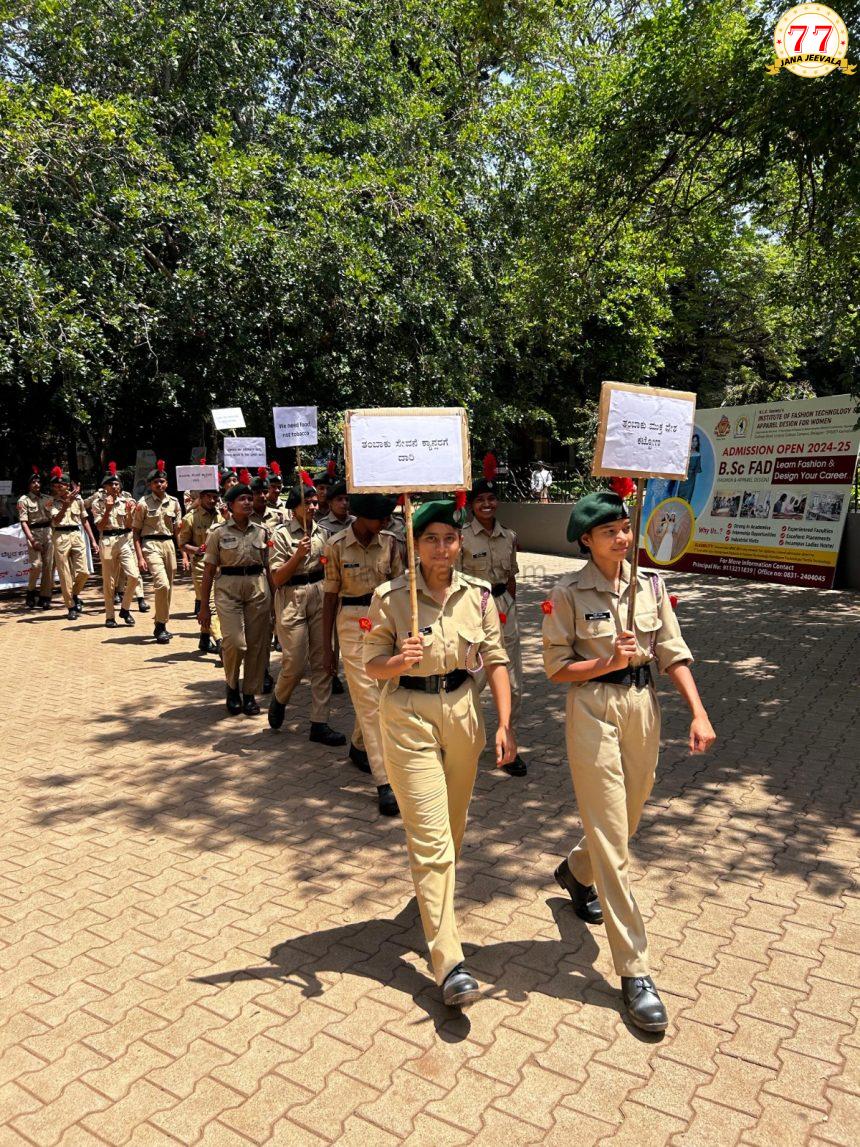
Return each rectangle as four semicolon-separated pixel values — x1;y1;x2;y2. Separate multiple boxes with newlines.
273;406;318;448
594;383;697;481
133;449;157;498
0;480;12;495
223;437;267;468
212;406;246;432
176;464;220;492
345;408;470;492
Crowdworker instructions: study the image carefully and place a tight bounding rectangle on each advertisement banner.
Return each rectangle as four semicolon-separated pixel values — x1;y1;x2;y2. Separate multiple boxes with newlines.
638;394;860;589
0;525;94;590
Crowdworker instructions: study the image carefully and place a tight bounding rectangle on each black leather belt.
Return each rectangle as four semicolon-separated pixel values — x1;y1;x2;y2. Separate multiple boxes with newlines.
491;582;508;597
219;565;264;576
101;529;130;537
32;521;51;528
399;669;469;693
142;534;173;541
342;593;373;606
288;569;324;586
51;525;79;532
592;663;654;687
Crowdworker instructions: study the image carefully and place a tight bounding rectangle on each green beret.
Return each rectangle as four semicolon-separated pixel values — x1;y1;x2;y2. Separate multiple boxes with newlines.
567;491;630;543
224;483;253;504
350;493;396;520
286;483;317;509
250;475;269;492
412;498;465;534
328;481;348;499
219;467;237;486
468;478;498;501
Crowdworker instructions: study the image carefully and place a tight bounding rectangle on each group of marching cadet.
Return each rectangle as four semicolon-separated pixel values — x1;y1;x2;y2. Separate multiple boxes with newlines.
17;455;716;1029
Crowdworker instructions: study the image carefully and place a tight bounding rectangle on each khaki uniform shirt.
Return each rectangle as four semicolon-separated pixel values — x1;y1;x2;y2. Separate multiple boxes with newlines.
270;517;327;581
542;559;692;678
385;512;406;544
178;507;219;568
323;527;403;598
90;489;136;532
17;493;52;529
133;493;181;539
251;505;287;531
364;568;509;678
459;517;518;586
49;494;87;529
203;519;269;569
317;511;354;540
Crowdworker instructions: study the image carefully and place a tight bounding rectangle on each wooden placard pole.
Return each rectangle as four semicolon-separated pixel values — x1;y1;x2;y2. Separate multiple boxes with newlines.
296;446;314;532
625;477;646;631
403;493;419;637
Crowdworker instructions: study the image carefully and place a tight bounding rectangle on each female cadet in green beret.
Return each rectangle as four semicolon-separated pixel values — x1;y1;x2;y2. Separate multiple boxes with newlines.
364;499;516;1008
542;489;716;1032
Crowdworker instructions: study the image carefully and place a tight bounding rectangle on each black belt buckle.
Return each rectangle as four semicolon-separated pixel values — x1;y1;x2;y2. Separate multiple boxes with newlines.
425;674;441;692
632;664;651;688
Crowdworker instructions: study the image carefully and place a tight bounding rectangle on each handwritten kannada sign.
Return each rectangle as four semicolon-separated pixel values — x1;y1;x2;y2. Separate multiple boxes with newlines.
223;437;267;468
593;382;697;481
211;407;246;432
273;406;318;448
345;408;471;492
176;464;220;492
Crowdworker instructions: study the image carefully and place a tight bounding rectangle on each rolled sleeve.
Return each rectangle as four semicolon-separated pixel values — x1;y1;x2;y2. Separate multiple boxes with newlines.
203;532;221;567
322;541;342;595
654;578;693;674
177;514;193;547
362;590;397;666
480;593;509;667
270;528;292;574
132;501;146;531
542;585;576;679
510;532;520;577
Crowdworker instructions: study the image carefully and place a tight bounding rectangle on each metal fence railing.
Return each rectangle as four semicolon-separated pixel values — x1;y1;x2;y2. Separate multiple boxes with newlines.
479;466;601;504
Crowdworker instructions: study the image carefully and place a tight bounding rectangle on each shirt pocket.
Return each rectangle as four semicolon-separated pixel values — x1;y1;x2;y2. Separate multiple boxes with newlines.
635;608;662;656
575;614;615;642
458;626;485;673
220;536;239;550
465;550;491;575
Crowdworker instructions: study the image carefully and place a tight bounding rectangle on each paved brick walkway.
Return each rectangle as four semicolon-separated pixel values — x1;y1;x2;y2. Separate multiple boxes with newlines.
1;554;857;1145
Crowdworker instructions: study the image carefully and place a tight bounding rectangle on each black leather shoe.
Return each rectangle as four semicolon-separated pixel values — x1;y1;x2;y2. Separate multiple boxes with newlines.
309;722;346;747
119;609;135;626
138;597;150;613
621;976;668;1032
39;597;51;610
554;860;603;924
114;592;122;606
348;743;371;773
262;671;274;695
226;686;243;715
242;694;260;716
25;591;36;610
268;697;286;729
331;675;345;695
198;633;212;653
74;596;84;613
442;965;481;1008
502;754;528;777
154;623;170;645
105;618;118;629
377;784;399;817
67;608;77;621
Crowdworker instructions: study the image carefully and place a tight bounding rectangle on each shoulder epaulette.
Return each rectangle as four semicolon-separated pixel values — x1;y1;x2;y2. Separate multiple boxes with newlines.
557;570;583;589
459;571;491;589
377;574;408;597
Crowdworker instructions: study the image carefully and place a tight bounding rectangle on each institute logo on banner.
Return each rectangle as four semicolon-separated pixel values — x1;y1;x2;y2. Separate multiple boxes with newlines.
714;415;731;438
768;4;855;77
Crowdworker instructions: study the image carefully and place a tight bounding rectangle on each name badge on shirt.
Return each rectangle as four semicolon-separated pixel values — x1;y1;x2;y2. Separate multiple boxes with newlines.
473;550;489;558
585;611;611;621
343;562;360;568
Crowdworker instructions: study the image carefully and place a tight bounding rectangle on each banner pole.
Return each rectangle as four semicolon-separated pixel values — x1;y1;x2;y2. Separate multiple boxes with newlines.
626;477;646;631
404;493;419;637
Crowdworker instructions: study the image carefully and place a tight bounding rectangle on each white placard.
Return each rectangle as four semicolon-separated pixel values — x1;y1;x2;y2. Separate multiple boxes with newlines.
273;406;318;448
223;437;267;468
594;383;697;480
0;524;93;589
176;465;220;492
0;480;12;495
345;408;470;492
212;406;246;431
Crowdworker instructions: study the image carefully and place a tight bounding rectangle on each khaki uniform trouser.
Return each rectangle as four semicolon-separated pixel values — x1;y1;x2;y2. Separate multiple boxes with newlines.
564;680;661;977
273;581;331;723
99;534;139;619
474;592;522;728
26;529;54;596
141;539;176;624
214;573;271;695
380;679;486;985
191;560;221;640
337;605;388;786
52;531;88;607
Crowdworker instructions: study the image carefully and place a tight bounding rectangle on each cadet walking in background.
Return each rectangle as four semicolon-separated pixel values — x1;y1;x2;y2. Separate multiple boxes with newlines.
316;481;353;540
268;483;345;747
459;476;527;776
133;460;181;645
178;474;221;654
543;489;716;1032
48;467;96;621
266;461;287;516
90;462;140;628
250;468;287;530
17;467;54;610
322;494;403;816
364;499;516;1007
199;474;272;715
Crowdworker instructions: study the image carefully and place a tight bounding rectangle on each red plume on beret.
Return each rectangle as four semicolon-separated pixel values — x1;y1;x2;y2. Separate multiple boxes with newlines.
238;468;251;485
454;490;468;511
299;469;313;487
609;476;636;499
269;460;281;477
396;494;405;507
50;466;63;479
326;459;336;477
157;459;165;472
32;464;40;474
108;461;117;475
482;452;498;480
258;466;268;479
199;456;206;465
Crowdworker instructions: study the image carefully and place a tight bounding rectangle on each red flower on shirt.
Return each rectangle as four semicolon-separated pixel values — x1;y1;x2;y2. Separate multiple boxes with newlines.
266;539;274;547
199;544;206;554
320;555;328;565
498;612;507;625
359;617;372;632
540;599;553;614
669;593;679;610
